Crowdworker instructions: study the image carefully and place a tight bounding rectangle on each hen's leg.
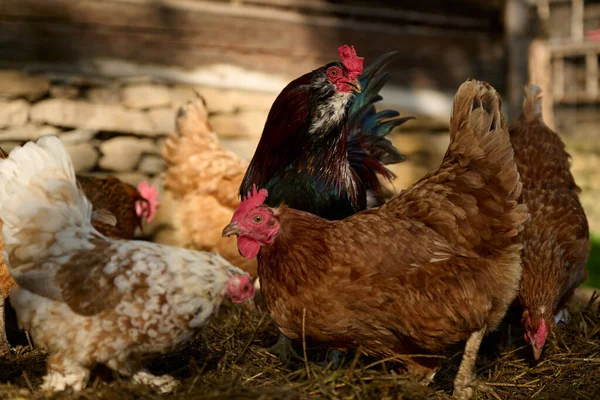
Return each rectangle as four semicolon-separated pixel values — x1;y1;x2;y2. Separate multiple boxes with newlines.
453;326;487;400
41;353;90;392
0;300;9;357
266;334;303;364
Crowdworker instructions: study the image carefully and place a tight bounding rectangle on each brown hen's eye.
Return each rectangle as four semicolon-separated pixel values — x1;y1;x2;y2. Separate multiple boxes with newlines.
329;69;338;76
252;215;263;224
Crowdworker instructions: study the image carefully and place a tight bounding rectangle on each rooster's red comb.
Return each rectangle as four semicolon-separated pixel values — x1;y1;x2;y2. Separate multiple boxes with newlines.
338;45;364;80
238;185;269;214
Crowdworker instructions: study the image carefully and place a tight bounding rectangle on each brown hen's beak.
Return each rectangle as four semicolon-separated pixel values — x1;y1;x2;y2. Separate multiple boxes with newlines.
347;79;361;93
222;222;240;237
532;344;543;361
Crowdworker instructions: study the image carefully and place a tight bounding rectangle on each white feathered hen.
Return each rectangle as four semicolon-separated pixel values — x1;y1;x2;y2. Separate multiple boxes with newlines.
0;136;255;392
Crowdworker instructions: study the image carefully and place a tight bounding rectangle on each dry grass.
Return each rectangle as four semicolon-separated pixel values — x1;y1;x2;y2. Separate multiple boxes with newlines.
0;294;598;400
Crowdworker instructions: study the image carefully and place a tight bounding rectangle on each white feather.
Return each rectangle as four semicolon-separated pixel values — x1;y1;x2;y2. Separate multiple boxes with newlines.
0;136;95;266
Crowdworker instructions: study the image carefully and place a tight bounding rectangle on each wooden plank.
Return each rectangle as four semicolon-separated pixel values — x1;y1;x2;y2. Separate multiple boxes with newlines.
555;92;600;104
240;0;490;29
586;51;599;100
0;0;505;92
549;41;600;56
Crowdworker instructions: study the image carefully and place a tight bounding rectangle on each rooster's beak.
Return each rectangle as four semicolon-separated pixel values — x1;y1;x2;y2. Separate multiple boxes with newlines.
347;79;361;93
222;222;240;237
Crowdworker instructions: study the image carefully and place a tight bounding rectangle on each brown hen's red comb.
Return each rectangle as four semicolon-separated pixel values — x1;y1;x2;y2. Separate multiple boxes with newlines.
338;45;364;80
238;184;269;214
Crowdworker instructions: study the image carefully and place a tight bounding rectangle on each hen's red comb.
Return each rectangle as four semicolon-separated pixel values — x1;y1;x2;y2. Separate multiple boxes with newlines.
237;184;269;214
338;45;364;80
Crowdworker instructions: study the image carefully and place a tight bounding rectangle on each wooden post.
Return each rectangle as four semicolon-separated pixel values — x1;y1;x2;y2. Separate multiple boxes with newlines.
571;0;584;42
528;39;555;129
586;51;599;101
553;56;565;103
505;0;531;121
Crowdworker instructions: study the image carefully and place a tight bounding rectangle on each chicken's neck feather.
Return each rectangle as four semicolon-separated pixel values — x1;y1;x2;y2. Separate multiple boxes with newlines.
258;207;331;283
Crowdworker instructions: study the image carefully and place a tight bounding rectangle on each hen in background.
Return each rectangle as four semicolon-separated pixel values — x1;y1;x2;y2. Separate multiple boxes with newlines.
77;175;159;239
161;96;257;276
0;144;159;357
0;136;254;392
225;79;528;399
508;85;590;360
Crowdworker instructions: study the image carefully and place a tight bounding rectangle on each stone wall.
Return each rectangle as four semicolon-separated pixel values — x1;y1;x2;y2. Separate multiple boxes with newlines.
0;70;277;186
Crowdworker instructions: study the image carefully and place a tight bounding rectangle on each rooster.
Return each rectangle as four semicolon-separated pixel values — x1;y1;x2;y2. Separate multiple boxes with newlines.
508;85;590;360
0;136;255;391
240;45;413;360
225;79;528;399
240;45;412;218
0;147;160;358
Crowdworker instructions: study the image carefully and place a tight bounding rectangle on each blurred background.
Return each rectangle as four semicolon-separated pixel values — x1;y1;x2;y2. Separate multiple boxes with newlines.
0;0;597;285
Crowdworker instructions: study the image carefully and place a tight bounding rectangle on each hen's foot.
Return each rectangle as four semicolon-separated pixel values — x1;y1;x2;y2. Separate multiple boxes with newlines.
265;334;303;364
452;326;487;400
555;308;571;325
453;375;490;400
316;349;344;369
0;303;10;358
132;370;180;394
41;355;90;392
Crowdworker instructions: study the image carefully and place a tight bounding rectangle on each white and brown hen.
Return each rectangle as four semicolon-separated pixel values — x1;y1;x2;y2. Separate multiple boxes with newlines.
0;136;255;392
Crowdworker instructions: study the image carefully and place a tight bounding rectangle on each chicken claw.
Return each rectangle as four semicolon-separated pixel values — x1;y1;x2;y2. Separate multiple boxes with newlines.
265;334;303;364
453;326;487;400
132;370;180;394
41;355;90;392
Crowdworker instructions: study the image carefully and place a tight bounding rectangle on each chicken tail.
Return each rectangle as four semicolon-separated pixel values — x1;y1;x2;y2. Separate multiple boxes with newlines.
0;136;96;266
448;78;527;236
521;84;543;123
346;51;414;201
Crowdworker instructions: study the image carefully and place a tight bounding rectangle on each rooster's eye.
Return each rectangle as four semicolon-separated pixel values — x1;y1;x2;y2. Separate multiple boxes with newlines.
328;68;338;77
252;215;263;224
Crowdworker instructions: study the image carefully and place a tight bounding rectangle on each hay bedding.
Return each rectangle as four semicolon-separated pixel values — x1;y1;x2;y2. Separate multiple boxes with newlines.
0;295;598;400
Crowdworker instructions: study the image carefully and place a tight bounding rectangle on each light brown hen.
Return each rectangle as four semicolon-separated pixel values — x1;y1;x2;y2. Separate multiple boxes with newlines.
162;94;257;276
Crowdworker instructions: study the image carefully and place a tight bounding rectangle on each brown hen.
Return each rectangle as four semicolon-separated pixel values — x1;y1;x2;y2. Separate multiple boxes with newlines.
508;85;590;360
162;94;257;276
224;79;529;399
0;146;159;357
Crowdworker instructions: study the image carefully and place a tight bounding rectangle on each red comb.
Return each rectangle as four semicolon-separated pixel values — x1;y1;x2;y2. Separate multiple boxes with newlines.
237;184;268;214
338;45;364;80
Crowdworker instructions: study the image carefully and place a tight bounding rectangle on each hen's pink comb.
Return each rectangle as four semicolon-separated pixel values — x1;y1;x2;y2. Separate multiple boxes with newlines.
237;184;269;215
136;181;160;222
338;45;364;80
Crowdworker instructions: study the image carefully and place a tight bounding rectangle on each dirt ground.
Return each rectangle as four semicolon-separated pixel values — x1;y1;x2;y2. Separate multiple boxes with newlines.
0;293;598;400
